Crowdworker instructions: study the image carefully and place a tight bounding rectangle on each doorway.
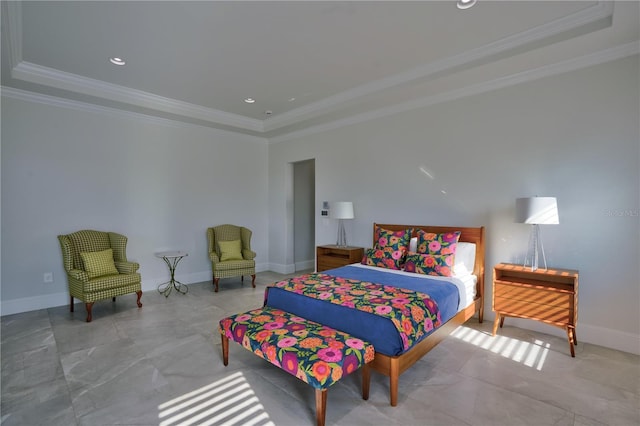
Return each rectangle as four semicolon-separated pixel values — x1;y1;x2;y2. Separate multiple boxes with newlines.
292;159;315;271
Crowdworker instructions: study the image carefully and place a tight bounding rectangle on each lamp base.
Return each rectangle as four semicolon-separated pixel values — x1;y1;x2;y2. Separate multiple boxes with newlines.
523;224;547;271
336;219;348;247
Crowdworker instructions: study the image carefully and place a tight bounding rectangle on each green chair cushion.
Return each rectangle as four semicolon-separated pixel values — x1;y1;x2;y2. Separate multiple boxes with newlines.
80;248;119;278
219;240;243;261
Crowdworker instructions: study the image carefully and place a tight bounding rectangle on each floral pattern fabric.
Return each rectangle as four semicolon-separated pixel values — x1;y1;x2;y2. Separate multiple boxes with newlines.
219;307;374;389
416;230;460;256
374;227;411;262
361;247;403;270
405;252;454;277
270;273;441;351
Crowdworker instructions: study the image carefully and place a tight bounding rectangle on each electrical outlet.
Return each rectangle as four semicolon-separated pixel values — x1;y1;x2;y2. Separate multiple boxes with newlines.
43;272;53;283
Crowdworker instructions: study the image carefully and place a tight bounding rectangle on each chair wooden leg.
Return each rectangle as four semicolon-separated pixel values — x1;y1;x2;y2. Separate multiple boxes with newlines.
85;302;94;323
112;297;116;302
136;290;143;308
70;296;74;312
315;389;327;426
251;274;256;288
241;275;244;282
214;278;220;293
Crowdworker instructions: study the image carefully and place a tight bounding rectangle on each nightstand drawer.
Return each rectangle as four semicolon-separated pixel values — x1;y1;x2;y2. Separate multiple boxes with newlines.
318;257;353;271
494;296;571;324
494;282;573;308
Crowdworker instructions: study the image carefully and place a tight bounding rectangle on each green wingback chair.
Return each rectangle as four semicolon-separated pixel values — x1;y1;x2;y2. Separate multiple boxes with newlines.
207;224;256;292
58;230;142;322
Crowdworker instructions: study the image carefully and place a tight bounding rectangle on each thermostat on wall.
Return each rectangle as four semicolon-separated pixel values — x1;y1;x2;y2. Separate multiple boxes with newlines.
321;201;329;216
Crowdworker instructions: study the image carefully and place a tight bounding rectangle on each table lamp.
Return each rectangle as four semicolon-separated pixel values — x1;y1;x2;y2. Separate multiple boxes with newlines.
515;197;559;271
331;201;354;247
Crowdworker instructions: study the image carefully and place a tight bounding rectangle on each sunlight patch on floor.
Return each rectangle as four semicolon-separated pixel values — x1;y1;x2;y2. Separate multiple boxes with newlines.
452;326;550;370
158;371;275;426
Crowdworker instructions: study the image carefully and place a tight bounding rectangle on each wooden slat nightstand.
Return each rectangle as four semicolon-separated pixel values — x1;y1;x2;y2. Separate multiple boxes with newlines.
492;263;579;357
316;245;364;272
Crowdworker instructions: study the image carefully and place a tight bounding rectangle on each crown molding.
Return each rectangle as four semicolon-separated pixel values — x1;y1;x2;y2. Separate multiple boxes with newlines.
10;61;265;132
268;41;639;144
4;41;635;146
1;85;269;143
3;1;615;135
3;1;262;132
264;1;615;132
4;41;635;145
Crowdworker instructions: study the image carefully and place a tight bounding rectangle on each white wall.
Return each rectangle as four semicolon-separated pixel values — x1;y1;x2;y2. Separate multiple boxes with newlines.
268;56;640;354
2;55;638;355
1;96;269;314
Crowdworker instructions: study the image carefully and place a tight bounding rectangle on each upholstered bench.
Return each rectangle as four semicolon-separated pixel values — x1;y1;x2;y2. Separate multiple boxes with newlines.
218;306;375;426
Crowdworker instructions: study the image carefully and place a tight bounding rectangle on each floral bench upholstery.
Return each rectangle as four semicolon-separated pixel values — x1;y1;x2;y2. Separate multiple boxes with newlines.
218;306;375;426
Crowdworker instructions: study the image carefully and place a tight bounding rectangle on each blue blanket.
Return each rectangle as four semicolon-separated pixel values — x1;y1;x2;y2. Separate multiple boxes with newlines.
264;265;459;356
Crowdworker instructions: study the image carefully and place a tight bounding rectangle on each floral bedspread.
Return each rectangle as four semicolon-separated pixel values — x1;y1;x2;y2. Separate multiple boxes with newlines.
267;273;441;351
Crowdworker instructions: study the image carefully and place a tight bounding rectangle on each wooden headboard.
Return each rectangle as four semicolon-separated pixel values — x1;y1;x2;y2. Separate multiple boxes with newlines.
372;223;486;315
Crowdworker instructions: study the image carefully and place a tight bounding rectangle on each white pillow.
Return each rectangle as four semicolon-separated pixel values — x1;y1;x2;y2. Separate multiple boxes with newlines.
454;242;476;277
409;237;418;253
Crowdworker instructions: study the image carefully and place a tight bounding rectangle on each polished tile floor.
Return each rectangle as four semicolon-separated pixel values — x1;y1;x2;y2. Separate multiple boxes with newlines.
2;270;639;426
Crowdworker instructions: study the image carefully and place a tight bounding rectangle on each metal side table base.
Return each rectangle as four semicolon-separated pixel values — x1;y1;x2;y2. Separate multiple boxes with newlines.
155;251;189;297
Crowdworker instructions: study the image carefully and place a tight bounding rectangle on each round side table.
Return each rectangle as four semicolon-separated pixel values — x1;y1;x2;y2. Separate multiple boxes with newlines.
155;251;188;297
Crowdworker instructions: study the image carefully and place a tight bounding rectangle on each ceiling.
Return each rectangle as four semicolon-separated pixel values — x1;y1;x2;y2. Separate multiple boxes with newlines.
2;1;638;141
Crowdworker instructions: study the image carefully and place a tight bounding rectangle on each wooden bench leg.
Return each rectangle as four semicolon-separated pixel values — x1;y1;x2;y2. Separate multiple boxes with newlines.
362;364;370;400
315;388;327;426
221;335;229;366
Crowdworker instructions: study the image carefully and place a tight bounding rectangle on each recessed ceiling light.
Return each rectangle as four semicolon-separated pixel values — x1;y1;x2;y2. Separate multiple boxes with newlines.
457;0;477;10
288;97;296;102
109;57;125;65
244;98;255;104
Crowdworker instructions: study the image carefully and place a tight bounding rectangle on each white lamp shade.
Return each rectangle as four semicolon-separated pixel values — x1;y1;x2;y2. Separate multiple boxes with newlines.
515;197;559;224
331;201;354;219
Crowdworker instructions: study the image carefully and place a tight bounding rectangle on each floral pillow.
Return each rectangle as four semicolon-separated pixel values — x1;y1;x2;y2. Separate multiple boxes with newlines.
361;247;404;270
374;226;411;260
404;252;455;277
416;230;460;256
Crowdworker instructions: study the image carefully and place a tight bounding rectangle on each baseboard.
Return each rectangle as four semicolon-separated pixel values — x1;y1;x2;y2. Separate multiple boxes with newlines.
295;259;314;271
578;323;640;355
485;313;640;356
0;265;271;317
269;261;314;274
267;263;296;274
1;292;70;316
4;276;638;355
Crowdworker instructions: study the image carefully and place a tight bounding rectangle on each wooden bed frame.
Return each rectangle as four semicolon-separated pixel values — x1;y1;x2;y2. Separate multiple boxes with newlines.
370;223;485;406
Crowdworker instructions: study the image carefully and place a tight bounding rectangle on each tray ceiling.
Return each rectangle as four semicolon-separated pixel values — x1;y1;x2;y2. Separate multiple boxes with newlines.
2;1;638;140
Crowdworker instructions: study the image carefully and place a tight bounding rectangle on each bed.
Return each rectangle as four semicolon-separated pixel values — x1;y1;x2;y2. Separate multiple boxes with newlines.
264;223;485;406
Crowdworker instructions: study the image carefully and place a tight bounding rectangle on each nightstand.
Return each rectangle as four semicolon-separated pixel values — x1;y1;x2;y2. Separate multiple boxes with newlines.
492;263;579;357
316;245;364;272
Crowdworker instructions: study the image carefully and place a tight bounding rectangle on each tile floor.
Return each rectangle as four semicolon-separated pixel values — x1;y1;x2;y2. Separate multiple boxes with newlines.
1;270;638;426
